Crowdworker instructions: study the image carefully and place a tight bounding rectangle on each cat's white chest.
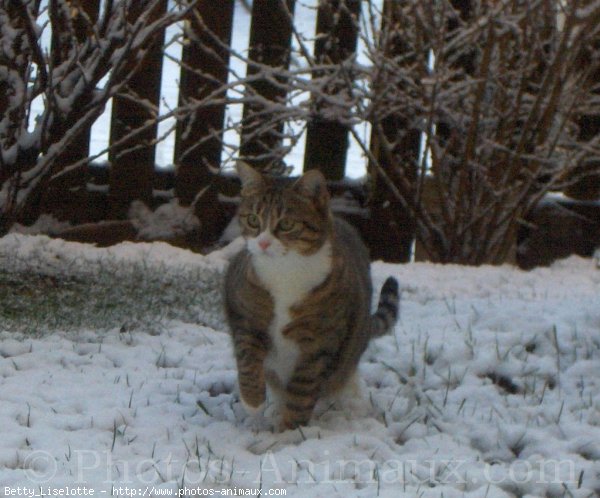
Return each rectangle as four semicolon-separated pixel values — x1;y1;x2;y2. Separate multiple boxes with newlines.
251;242;332;387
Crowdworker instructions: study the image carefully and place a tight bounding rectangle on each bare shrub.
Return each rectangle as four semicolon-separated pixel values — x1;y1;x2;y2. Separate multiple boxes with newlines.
0;0;194;234
359;0;600;263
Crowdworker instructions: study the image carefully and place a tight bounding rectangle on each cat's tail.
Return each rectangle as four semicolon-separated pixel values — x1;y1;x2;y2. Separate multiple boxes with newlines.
371;277;400;337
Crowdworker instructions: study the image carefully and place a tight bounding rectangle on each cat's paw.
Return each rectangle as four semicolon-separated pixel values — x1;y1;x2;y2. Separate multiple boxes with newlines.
240;397;264;416
276;418;299;433
319;373;370;418
277;409;313;433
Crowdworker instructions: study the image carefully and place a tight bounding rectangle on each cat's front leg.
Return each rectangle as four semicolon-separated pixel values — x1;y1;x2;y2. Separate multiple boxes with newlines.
278;352;326;431
233;329;268;414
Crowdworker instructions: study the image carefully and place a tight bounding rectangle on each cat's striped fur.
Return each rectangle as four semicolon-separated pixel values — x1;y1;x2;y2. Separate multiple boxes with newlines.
224;162;399;430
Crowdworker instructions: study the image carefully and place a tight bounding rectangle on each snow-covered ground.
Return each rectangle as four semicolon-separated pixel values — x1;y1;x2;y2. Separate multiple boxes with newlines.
1;235;599;497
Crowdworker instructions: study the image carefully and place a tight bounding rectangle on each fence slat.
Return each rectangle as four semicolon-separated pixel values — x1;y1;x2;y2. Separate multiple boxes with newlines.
174;0;234;244
303;0;361;181
367;0;421;263
566;15;600;201
240;0;296;170
175;0;234;202
108;0;167;219
38;0;100;224
52;0;99;170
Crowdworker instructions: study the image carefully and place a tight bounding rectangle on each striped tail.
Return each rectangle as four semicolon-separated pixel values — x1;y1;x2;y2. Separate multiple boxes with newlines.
371;277;400;337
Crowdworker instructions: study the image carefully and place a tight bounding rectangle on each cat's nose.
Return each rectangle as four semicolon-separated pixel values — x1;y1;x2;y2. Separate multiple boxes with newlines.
258;239;271;251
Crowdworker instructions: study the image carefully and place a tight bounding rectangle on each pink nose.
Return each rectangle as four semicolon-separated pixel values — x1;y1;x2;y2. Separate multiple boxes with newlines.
258;239;271;251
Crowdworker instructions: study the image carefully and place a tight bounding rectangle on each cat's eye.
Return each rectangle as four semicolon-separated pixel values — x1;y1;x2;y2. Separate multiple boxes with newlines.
277;218;296;232
246;213;260;229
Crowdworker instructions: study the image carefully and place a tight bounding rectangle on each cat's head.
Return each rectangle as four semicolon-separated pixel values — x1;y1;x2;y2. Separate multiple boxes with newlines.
236;161;332;257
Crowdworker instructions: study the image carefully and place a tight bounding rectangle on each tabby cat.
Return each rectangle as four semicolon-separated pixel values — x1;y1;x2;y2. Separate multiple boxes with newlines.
224;162;399;431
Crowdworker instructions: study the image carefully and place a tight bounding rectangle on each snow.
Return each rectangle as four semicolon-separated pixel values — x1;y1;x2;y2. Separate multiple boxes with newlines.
1;234;600;497
128;200;200;241
9;215;72;236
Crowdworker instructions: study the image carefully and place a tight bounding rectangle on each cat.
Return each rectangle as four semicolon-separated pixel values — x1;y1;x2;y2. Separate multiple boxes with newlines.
224;161;400;431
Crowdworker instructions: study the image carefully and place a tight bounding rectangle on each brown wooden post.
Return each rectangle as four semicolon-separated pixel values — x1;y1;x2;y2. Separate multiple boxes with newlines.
565;0;600;201
367;0;421;263
303;0;360;181
36;0;101;224
53;0;100;169
240;0;296;170
174;0;234;244
108;1;167;219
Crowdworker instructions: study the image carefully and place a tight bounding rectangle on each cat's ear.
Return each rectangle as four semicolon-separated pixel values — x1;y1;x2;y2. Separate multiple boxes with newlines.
236;161;263;192
293;169;329;208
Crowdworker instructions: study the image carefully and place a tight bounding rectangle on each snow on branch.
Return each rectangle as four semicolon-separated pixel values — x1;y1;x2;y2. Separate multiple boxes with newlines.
0;0;197;234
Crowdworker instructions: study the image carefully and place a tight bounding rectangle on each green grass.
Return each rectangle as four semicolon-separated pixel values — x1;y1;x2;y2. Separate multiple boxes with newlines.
0;255;224;335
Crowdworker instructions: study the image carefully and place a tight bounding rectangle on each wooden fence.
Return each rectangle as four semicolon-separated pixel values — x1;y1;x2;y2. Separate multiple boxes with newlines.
40;0;413;261
39;0;600;267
